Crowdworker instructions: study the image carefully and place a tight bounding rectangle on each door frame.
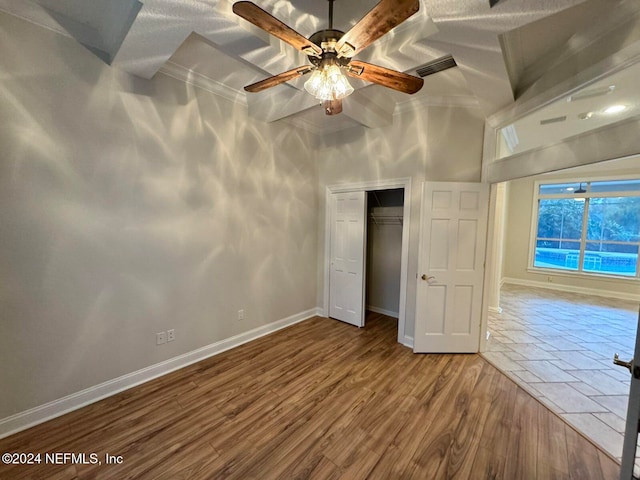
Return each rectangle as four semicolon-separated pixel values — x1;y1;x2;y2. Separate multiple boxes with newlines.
479;183;501;353
323;177;412;346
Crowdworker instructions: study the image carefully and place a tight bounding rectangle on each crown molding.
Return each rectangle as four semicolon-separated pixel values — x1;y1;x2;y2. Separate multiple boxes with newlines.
157;61;358;136
394;94;481;115
0;5;70;38
158;61;248;107
158;62;480;129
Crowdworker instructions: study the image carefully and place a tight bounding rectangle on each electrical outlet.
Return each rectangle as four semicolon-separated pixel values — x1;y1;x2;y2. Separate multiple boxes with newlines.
167;329;175;342
237;309;244;321
156;331;167;345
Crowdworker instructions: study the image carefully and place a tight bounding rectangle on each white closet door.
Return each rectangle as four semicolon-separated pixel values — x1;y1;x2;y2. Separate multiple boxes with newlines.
329;191;366;327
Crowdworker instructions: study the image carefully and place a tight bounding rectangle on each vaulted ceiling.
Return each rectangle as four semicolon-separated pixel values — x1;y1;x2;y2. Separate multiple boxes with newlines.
1;0;638;134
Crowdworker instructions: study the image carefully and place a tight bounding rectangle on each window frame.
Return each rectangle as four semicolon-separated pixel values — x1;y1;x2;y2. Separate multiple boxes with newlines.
528;174;640;282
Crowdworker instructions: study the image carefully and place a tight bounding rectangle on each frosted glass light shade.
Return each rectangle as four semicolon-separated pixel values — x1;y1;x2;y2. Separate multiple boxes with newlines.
304;65;354;101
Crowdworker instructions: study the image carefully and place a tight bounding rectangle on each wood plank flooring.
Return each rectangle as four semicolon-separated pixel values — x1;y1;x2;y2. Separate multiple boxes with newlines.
0;313;620;479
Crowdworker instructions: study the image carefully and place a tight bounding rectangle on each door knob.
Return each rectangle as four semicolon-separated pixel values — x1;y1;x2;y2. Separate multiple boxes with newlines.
613;353;633;374
421;274;435;281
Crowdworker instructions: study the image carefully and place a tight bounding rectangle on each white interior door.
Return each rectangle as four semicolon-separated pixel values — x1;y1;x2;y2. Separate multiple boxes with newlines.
414;182;489;353
618;307;640;479
329;191;366;327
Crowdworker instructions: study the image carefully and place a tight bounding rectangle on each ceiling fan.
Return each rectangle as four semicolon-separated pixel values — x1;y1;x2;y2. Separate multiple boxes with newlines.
232;0;424;115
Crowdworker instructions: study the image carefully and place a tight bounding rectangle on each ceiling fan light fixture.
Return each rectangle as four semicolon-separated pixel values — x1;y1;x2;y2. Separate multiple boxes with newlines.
304;62;354;101
234;0;423;114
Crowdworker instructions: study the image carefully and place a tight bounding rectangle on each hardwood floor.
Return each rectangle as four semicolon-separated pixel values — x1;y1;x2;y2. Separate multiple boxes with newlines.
0;313;620;479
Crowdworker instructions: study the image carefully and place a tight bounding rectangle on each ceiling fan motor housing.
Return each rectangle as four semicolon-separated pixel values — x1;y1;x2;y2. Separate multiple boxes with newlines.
309;29;344;48
308;29;351;68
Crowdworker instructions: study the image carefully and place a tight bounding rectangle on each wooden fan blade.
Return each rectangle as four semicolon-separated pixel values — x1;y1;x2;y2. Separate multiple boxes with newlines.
347;60;423;94
233;2;322;57
335;0;419;58
323;99;342;115
244;66;313;92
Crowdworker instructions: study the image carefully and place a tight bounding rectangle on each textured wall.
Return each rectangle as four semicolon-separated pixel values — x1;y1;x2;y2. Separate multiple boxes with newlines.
0;13;318;419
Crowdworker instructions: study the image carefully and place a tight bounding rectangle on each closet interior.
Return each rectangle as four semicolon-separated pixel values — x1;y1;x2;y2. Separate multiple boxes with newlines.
366;188;404;320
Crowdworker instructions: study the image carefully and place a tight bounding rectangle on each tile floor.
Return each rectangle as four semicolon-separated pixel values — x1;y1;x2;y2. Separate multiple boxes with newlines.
483;283;638;464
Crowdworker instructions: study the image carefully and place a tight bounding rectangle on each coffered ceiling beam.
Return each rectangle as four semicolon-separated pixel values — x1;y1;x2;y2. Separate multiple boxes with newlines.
424;0;592;116
246;87;318;123
341;88;396;129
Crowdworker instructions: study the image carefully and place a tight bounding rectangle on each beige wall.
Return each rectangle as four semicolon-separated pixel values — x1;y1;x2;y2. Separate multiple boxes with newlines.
316;105;485;341
502;158;640;299
0;13;318;420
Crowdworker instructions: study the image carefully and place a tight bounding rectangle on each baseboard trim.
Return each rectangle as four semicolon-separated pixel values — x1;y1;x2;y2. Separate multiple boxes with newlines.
366;305;399;318
0;307;321;440
402;335;414;349
503;277;640;302
488;306;503;314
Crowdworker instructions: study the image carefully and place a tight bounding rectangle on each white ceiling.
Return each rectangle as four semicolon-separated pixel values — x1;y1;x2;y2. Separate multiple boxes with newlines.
1;0;639;134
499;61;640;158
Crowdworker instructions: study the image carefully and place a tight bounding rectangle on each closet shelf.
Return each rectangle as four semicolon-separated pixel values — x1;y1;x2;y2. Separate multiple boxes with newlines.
369;212;403;226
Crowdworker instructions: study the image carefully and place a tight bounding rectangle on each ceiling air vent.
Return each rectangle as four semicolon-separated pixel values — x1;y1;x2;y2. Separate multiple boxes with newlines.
567;85;615;102
415;55;457;78
540;115;567;125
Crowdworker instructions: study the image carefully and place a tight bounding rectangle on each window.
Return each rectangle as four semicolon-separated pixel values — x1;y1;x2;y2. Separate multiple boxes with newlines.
532;179;640;278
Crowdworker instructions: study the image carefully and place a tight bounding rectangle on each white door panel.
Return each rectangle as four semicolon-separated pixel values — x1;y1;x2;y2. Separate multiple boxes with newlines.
415;182;489;353
329;191;366;327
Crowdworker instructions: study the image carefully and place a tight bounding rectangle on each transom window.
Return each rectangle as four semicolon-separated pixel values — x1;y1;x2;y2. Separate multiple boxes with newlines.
531;178;640;279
